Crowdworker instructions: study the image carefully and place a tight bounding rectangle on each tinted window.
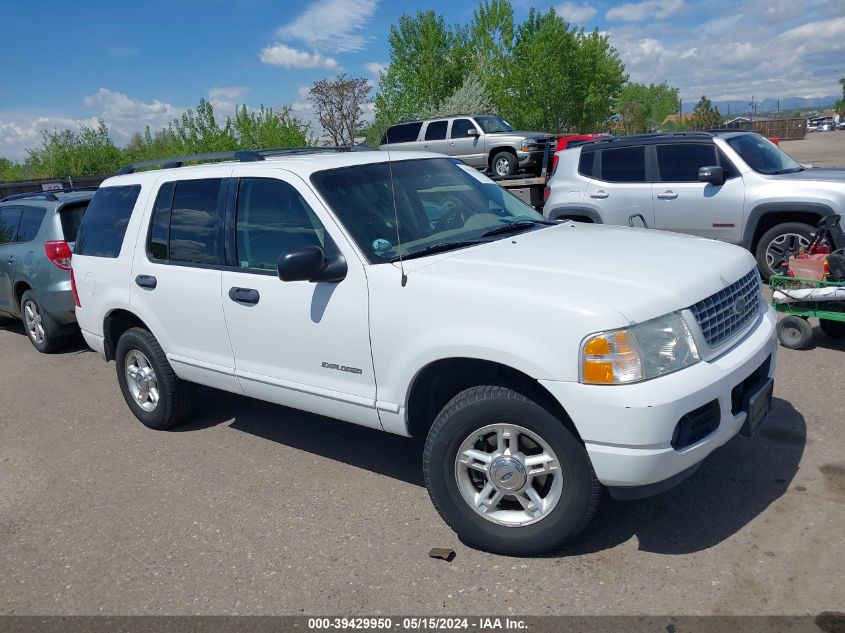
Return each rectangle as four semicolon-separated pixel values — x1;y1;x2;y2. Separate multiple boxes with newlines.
657;144;718;182
451;119;476;139
16;207;46;242
74;185;141;257
148;182;175;260
385;122;422;144
59;202;88;243
600;146;646;182
578;151;595;177
168;179;224;265
475;116;513;133
726;133;801;175
236;179;327;271
0;208;23;244
424;121;448;141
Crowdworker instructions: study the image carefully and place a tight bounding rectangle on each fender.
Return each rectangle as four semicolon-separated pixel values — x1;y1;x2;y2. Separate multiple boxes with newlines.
742;202;838;249
545;205;603;223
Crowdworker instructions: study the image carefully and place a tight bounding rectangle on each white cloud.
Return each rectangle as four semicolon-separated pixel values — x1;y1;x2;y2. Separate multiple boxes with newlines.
277;0;378;53
364;61;388;76
554;2;597;24
606;0;684;22
259;43;338;69
0;116;98;162
208;86;247;102
81;88;182;141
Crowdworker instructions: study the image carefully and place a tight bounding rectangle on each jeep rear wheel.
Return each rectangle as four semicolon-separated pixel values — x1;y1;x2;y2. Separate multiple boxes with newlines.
423;385;600;555
756;222;814;281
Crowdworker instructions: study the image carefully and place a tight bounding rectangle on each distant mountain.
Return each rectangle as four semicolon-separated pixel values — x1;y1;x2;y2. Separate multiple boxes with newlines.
681;95;838;115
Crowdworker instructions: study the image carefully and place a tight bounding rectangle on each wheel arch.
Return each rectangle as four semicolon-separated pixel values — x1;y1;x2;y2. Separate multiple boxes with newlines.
102;308;154;362
13;281;32;311
743;202;834;250
405;356;582;443
487;146;518;170
544;205;602;223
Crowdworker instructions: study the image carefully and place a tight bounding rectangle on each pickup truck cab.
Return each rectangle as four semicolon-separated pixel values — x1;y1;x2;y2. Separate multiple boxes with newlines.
72;148;777;555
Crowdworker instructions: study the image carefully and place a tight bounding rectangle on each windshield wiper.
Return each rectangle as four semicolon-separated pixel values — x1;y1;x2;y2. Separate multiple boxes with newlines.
481;219;555;238
387;239;486;263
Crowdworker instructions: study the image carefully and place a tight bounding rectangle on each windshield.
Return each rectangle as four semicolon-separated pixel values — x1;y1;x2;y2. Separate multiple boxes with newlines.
726;133;802;175
310;158;547;264
474;116;514;134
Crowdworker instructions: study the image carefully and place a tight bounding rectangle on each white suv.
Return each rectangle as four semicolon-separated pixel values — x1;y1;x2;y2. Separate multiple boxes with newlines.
72;148;777;555
544;131;845;280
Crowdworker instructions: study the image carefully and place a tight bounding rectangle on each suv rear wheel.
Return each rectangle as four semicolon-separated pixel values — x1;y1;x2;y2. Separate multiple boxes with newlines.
756;222;814;281
20;290;66;353
115;327;195;429
423;385;600;555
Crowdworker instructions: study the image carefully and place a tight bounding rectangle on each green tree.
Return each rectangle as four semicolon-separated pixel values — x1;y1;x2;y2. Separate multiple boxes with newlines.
834;77;845;116
567;28;627;132
689;95;721;129
468;0;514;110
0;157;27;182
617;82;680;134
27;119;123;178
424;73;494;118
373;10;469;133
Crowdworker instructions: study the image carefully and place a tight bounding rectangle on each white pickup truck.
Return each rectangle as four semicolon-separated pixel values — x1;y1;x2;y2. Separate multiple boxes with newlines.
71;148;777;555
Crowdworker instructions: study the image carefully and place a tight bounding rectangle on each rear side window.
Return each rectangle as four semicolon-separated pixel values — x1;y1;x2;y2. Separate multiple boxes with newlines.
384;122;422;144
74;185;141;258
235;178;327;271
59;202;88;243
424;121;448;141
147;179;224;266
578;151;595;177
451;119;475;139
0;207;23;244
600;146;646;183
16;207;46;242
657;144;718;182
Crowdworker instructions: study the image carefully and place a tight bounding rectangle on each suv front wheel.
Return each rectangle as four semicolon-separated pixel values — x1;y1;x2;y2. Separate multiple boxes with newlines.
756;222;814;281
115;327;195;430
423;385;600;555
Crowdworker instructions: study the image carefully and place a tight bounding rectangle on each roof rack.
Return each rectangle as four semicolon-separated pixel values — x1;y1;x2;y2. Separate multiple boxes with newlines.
115;145;370;175
0;186;99;203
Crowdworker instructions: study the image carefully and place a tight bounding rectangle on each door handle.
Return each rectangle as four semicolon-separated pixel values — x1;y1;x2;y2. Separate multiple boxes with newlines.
589;190;609;199
448;142;455;147
228;287;260;305
656;190;678;200
135;274;157;289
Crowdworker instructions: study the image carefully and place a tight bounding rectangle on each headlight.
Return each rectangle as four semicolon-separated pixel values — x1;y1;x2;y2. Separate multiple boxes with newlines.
520;142;531;152
581;312;699;384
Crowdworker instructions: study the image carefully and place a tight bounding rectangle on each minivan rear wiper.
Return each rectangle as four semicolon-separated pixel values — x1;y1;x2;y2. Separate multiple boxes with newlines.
481;219;555;238
387;240;486;263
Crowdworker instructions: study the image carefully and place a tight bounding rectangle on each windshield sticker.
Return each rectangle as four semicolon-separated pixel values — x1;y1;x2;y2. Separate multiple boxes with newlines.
372;238;393;252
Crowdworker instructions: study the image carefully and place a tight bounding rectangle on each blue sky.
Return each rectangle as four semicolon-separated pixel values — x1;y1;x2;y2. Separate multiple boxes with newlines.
1;0;843;160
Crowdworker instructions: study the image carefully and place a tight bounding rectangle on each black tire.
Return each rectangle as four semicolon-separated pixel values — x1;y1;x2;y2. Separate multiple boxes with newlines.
755;222;815;281
819;319;845;339
490;151;518;178
777;315;814;350
19;290;67;353
423;385;600;556
115;327;195;430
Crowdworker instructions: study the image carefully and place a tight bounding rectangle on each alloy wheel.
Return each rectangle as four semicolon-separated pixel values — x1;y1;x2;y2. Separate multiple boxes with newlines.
766;233;810;275
124;350;160;412
23;300;45;345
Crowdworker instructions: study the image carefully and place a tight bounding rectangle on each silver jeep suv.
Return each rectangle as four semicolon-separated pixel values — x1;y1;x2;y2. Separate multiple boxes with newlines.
379;115;554;177
544;131;845;280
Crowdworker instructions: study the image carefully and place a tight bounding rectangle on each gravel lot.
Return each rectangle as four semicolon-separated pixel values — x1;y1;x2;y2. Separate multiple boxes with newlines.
1;300;844;616
780;130;845;168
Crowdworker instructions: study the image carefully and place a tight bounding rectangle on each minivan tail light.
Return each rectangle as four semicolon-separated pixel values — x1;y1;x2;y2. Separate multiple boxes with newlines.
70;267;81;308
44;240;72;270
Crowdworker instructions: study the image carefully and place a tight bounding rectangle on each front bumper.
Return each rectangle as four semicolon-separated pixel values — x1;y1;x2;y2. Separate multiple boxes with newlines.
540;307;777;492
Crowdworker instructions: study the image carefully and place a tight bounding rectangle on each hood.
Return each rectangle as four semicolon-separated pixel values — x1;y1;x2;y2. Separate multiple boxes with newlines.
410;223;757;324
487;131;554;140
773;168;845;183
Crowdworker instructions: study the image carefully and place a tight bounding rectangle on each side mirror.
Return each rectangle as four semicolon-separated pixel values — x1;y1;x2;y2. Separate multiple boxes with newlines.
277;246;347;283
698;166;725;186
466;128;480;137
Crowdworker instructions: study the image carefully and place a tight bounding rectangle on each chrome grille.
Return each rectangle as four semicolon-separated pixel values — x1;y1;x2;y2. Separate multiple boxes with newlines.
689;269;761;349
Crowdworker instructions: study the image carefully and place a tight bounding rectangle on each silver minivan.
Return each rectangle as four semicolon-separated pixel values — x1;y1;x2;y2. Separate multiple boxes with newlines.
379;115;554;177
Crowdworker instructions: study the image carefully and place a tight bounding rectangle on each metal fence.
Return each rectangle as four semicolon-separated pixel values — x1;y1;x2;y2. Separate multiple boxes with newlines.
717;117;807;140
0;175;106;200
